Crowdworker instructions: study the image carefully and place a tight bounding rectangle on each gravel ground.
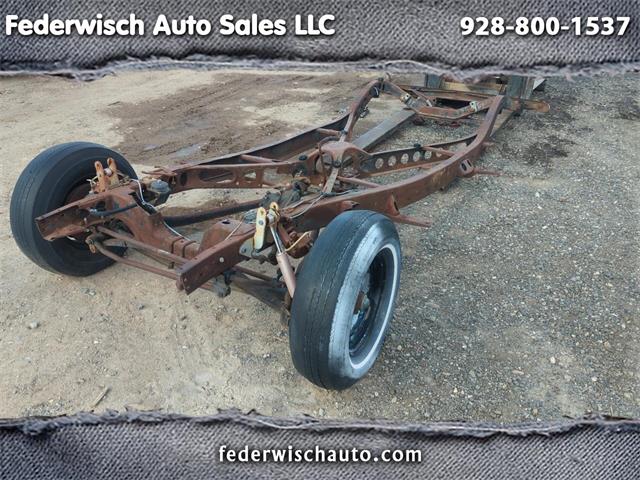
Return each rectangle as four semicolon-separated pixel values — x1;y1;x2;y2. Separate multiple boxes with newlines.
0;71;638;421
376;75;640;420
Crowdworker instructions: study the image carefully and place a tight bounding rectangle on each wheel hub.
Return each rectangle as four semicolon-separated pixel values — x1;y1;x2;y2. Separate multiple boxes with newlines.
350;275;373;353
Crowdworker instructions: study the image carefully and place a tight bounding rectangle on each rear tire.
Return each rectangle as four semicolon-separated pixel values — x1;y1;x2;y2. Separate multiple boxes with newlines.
289;210;402;390
9;142;137;276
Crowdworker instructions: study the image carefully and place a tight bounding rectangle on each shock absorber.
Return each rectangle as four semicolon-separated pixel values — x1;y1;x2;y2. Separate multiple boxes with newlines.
266;203;296;297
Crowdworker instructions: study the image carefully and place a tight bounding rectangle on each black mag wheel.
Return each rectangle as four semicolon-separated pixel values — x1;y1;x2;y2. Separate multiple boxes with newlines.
289;210;402;390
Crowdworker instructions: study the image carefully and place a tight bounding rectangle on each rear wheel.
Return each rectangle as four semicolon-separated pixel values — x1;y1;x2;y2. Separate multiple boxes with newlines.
9;142;137;276
289;210;401;390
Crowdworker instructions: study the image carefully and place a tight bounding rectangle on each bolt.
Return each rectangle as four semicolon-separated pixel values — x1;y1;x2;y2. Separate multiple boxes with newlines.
219;257;225;263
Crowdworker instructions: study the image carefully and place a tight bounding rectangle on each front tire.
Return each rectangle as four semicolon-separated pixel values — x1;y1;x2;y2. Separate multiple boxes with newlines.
9;142;137;276
289;210;402;390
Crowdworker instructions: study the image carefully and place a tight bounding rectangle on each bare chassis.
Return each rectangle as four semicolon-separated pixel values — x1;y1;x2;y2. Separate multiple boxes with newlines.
34;76;548;309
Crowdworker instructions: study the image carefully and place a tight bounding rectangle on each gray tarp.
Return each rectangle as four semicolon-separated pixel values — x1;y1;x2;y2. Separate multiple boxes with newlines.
1;411;639;479
1;0;639;77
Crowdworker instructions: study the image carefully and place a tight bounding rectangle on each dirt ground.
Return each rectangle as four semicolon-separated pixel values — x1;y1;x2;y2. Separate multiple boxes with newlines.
0;70;638;421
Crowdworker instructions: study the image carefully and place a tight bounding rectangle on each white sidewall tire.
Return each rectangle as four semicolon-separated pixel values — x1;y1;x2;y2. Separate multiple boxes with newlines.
289;210;402;390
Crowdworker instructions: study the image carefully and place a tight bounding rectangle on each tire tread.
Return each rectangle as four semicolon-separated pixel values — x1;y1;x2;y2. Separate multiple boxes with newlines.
290;210;398;389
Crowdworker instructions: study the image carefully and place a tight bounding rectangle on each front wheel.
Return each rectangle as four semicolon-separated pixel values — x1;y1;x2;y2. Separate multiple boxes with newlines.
9;142;137;276
289;210;402;390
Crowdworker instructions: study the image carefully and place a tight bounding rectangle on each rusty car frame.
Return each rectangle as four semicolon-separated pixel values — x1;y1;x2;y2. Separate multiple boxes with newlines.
10;75;548;389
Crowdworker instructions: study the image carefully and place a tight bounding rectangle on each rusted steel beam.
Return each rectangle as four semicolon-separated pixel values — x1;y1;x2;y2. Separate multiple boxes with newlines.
96;226;187;265
147;114;351;174
90;237;181;281
283;95;504;232
33;77;534;299
176;231;254;294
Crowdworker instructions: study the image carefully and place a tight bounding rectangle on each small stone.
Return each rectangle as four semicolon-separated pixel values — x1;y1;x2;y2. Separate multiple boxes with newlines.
83;288;96;296
532;408;539;416
397;345;403;351
591;376;598;382
27;321;39;329
263;353;271;359
137;304;145;310
194;371;213;386
549;356;557;365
